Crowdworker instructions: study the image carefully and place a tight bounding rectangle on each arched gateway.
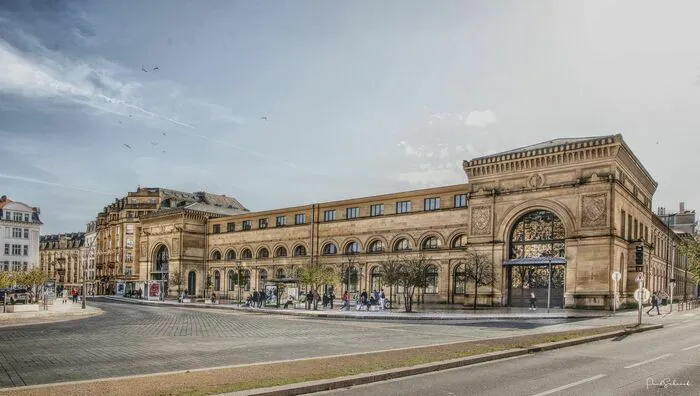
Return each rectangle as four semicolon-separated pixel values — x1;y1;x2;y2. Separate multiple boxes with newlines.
505;210;566;308
152;245;170;295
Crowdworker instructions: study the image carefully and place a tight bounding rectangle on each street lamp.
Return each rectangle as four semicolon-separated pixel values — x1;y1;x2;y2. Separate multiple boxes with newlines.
235;261;242;306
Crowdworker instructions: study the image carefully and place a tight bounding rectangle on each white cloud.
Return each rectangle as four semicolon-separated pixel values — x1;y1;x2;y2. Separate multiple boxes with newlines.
464;109;497;128
0;172;118;196
439;146;450;159
397;140;423;156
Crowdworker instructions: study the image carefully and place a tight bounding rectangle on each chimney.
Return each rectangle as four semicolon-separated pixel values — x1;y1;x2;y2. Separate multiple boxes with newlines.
680;202;685;212
657;207;665;216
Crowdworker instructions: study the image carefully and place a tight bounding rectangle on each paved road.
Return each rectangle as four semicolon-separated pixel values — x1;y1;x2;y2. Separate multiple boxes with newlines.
0;300;603;388
315;312;700;396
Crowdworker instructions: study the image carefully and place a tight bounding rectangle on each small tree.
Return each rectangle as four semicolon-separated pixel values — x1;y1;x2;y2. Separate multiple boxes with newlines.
338;255;358;294
295;260;339;310
396;253;432;313
16;268;47;303
380;256;402;308
463;250;495;310
170;269;185;294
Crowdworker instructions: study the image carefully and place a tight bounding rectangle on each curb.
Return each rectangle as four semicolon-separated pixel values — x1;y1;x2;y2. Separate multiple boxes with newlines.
98;297;613;321
224;324;663;396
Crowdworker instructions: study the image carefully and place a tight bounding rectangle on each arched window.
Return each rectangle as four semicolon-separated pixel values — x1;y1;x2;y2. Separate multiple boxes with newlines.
187;271;196;295
214;270;221;291
227;270;236;291
293;245;307;256
509;210;565;259
346;267;359;292
322;243;337;255
451;234;467;249
394;238;410;252
422;236;441;250
371;266;383;291
275;246;287;257
275;268;286;279
258;248;269;258
345;241;360;255
368;240;384;253
153;245;169;281
241;249;252;259
211;250;221;260
258;269;267;290
242;269;251;291
453;264;466;294
425;265;438;293
225;249;236;261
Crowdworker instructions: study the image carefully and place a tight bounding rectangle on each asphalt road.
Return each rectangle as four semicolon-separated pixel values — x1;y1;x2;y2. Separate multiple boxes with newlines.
314;312;700;396
0;299;587;388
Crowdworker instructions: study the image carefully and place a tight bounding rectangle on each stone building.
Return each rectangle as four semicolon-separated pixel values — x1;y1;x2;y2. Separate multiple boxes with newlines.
95;187;246;295
130;134;694;308
39;233;85;292
0;196;42;272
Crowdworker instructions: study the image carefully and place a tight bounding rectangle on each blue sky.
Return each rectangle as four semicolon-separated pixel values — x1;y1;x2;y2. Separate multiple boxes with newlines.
2;0;700;234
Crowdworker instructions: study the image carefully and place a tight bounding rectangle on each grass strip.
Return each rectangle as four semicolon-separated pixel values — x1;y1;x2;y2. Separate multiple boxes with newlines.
9;324;640;396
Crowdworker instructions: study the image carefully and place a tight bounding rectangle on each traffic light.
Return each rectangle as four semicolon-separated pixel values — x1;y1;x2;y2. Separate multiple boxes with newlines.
635;246;644;265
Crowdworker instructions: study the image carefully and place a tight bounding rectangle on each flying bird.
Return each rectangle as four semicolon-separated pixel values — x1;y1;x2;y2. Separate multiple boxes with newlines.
141;65;148;72
150;142;158;146
261;116;268;121
162;132;167;136
153;66;159;71
162;150;166;153
129;114;133;118
118;120;122;124
123;144;132;149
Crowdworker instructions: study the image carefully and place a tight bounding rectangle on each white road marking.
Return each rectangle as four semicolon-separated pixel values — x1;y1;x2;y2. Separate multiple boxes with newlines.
530;374;607;396
624;353;673;369
680;344;700;352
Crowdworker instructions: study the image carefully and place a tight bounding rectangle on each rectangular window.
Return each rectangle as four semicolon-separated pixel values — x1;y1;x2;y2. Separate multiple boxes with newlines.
242;220;252;230
4;211;10;220
644;226;648;242
424;197;440;211
276;216;286;227
454;194;468;208
370;204;384;217
23;245;28;256
11;245;21;255
620;210;626;239
149;198;157;204
295;214;306;225
125;253;133;263
3;244;8;255
12;228;21;238
126;225;134;235
324;210;336;222
22;262;27;271
627;214;632;241
227;222;235;232
23;214;29;222
633;219;638;240
396;201;411;214
213;224;221;233
259;218;268;229
13;212;22;221
12;261;20;271
346;207;359;219
23;229;29;239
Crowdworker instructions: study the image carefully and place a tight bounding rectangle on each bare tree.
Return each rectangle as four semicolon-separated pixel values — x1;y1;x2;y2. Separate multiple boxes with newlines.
463;250;495;310
396;252;432;313
380;256;402;309
170;268;184;294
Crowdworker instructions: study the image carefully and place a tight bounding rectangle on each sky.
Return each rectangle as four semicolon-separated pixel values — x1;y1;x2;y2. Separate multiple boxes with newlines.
1;0;700;234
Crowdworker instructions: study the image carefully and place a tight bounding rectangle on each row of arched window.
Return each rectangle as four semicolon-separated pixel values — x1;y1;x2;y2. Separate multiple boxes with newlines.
209;234;468;261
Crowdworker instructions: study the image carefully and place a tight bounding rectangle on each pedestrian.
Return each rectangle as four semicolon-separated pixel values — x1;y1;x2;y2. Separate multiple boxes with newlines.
252;289;259;308
329;291;335;309
61;288;68;304
529;292;537;311
379;289;386;311
71;288;78;304
341;291;349;311
646;291;661;315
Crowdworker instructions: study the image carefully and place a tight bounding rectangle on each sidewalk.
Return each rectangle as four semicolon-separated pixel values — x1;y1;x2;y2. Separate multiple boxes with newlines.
0;298;102;325
101;296;621;320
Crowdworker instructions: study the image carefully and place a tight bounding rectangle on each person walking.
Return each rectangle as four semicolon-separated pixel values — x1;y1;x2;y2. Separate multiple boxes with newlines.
61;288;68;304
341;291;349;311
528;292;537;311
379;289;386;311
646;291;661;315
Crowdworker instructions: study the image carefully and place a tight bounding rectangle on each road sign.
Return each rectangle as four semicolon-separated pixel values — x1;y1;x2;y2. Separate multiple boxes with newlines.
612;271;622;281
634;287;650;303
635;272;644;283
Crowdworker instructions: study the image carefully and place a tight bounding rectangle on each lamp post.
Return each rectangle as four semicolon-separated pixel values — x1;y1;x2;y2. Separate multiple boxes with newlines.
235;261;242;306
669;278;676;312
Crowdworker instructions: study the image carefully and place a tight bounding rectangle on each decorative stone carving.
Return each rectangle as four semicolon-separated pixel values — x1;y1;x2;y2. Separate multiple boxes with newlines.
581;193;608;227
471;206;492;235
528;173;544;188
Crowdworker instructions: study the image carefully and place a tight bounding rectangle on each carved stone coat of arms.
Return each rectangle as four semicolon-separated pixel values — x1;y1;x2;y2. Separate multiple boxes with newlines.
581;193;607;227
471;206;492;235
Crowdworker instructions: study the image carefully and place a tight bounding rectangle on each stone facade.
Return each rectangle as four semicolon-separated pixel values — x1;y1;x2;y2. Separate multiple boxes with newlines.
39;233;85;290
129;134;694;309
0;196;42;272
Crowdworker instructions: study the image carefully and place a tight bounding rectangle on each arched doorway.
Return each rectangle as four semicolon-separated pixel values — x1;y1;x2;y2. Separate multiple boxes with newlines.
214;270;221;291
152;245;170;296
506;210;566;308
188;271;197;295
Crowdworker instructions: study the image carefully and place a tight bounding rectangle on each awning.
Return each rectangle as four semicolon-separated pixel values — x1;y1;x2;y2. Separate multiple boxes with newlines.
503;257;566;266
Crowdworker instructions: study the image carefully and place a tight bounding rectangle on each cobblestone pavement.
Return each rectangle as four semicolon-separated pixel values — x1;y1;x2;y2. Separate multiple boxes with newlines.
0;300;629;388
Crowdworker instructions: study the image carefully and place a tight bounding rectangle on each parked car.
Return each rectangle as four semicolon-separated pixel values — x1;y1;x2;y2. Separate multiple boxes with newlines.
5;289;28;304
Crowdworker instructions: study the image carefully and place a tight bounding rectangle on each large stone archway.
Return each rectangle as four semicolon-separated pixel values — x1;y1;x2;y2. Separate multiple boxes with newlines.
505;209;567;308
